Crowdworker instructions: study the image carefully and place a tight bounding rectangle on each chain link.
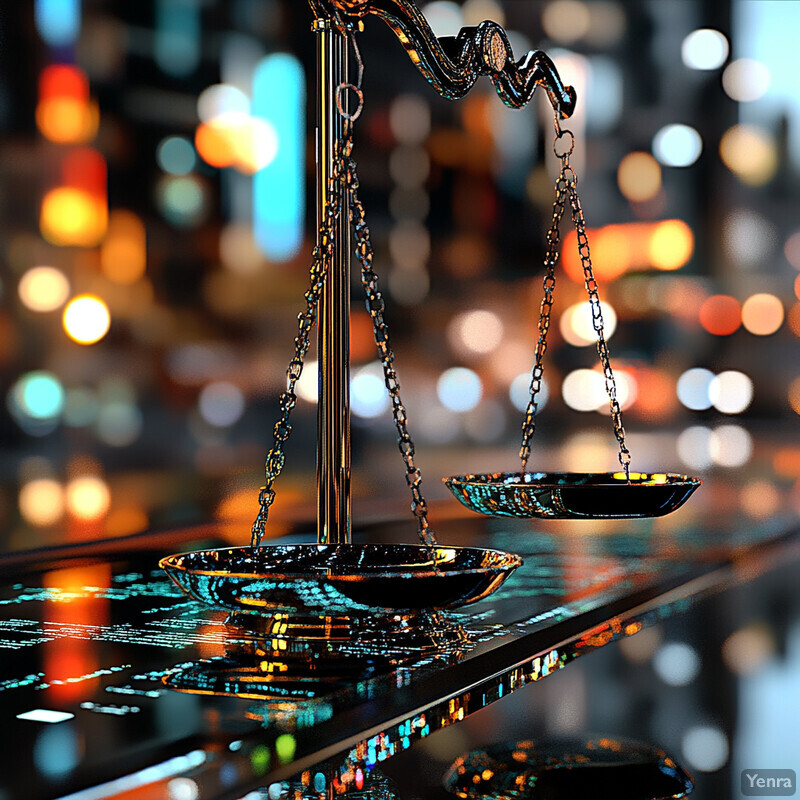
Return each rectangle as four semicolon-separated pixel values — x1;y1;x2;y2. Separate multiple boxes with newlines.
519;120;632;479
347;146;436;549
250;135;351;549
519;157;569;473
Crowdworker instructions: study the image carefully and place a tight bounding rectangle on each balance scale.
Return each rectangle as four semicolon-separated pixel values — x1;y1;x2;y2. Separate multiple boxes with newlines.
161;0;701;654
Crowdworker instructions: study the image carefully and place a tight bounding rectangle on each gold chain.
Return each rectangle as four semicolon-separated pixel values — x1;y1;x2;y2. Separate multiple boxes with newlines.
347;130;435;548
520;119;632;479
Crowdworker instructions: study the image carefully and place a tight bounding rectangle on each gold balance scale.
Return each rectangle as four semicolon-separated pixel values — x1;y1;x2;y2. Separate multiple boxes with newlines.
160;0;701;655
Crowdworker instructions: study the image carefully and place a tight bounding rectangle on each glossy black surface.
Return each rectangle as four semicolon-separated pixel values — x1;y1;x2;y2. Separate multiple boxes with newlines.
160;544;522;614
0;510;797;799
443;736;694;799
444;472;702;519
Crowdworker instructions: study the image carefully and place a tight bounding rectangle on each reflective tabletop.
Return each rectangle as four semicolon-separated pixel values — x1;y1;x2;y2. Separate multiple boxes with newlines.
0;502;798;800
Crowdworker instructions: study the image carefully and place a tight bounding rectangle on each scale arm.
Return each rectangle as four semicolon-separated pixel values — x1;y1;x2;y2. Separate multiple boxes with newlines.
308;0;576;117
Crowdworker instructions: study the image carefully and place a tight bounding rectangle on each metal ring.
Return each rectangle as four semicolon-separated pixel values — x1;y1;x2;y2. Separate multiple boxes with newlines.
336;83;364;121
553;129;575;158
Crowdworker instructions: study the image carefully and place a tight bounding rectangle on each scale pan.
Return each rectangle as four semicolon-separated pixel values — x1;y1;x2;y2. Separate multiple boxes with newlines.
444;471;701;519
160;543;521;615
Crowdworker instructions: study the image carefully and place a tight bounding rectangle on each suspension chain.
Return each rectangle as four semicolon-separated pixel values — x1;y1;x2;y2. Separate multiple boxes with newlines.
519;152;569;474
520;119;632;479
250;135;351;550
347;140;436;549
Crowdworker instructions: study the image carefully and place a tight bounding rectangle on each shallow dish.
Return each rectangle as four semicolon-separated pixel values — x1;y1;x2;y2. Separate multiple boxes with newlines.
443;735;694;799
160;543;522;615
444;471;702;519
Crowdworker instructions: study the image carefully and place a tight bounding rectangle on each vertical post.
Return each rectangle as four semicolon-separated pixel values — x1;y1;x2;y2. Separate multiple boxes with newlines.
314;18;352;545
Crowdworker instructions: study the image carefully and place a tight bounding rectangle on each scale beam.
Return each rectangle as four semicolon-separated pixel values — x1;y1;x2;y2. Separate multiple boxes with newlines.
308;0;576;115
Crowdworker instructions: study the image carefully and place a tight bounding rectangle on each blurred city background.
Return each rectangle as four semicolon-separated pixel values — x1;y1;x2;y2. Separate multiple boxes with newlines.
1;0;799;550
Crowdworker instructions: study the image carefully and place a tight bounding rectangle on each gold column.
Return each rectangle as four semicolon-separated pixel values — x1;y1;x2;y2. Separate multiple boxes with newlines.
314;18;351;545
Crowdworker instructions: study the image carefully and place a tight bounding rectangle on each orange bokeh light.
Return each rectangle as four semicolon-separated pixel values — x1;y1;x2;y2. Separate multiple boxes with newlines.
629;367;677;419
649;219;694;270
37;97;99;144
699;294;742;335
41;187;107;247
37;66;97;145
562;219;694;283
788;303;800;338
101;210;147;284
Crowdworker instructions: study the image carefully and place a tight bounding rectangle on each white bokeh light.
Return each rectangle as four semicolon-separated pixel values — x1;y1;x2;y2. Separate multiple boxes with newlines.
296;360;318;404
560;302;617;347
437;367;482;412
653;642;701;686
509;373;549;413
351;363;390;419
710;424;753;468
682;726;729;773
198;381;245;427
708;370;753;414
652;124;703;167
677;368;714;411
681;29;729;70
562;369;606;412
676;425;713;471
722;58;771;103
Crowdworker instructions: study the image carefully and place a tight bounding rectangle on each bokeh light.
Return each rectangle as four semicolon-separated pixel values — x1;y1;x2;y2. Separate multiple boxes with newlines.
156;175;208;228
18;266;70;312
676;426;713;471
10;371;65;421
788;376;800;415
65;475;111;520
710;424;753;468
653;642;701;686
741;293;783;336
40;187;107;247
541;0;591;44
681;29;729;70
681;726;729;772
719;125;778;186
420;1;463;36
197;84;250;122
559;301;617;347
652;124;702;167
389;94;431;145
698;295;741;335
63;295;111;344
562;369;606;412
676;368;714;411
19;478;65;527
509;373;549;413
157;136;196;175
785;231;800;270
101;210;147;285
447;310;504;356
722;624;775;676
741;479;780;519
437;367;482;412
96;402;143;447
198;382;245;427
351;363;390;419
722;209;776;268
295;360;318;404
649;220;694;270
722;58;771;102
617;151;661;203
462;0;505;27
708;371;753;415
